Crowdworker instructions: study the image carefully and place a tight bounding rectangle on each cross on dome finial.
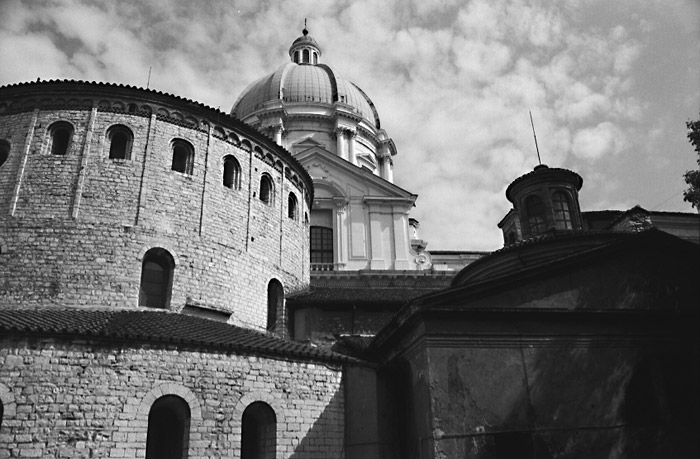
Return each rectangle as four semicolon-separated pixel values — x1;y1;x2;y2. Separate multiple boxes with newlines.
303;18;308;35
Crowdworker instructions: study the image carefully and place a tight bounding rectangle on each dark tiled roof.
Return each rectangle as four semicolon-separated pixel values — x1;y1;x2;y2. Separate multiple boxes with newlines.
0;308;351;363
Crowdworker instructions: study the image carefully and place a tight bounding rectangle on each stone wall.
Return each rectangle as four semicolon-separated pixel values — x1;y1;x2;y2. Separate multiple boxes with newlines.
0;336;345;458
0;82;312;331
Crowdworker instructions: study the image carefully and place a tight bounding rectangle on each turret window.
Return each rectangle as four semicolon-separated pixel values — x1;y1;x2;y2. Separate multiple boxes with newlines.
48;121;74;156
259;174;274;204
107;125;133;160
552;191;573;230
223;155;241;189
294;51;300;63
171;139;194;174
287;193;298;220
302;49;309;64
525;195;547;236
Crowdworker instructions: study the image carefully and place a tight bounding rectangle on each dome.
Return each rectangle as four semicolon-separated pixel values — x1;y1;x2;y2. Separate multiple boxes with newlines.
231;29;381;129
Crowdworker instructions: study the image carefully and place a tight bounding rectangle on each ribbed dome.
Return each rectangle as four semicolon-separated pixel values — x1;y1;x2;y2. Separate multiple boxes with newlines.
231;63;381;129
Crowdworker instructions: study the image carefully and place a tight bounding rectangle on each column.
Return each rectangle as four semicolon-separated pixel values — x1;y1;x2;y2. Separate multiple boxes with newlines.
348;130;357;165
336;128;348;161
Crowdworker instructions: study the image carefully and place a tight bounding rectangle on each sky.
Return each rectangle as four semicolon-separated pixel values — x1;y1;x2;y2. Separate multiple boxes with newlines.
1;0;698;251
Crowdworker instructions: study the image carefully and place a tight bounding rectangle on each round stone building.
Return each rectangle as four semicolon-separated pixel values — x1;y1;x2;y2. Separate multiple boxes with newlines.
0;80;313;332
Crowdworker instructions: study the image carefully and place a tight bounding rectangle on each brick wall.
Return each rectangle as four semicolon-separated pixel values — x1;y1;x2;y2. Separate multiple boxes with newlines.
0;337;345;458
0;85;312;332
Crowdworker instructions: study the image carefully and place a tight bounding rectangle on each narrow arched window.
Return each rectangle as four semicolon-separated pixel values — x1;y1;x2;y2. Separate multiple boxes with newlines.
171;139;194;174
0;140;9;168
223;155;241;189
139;248;175;309
48;121;73;155
259;174;274;205
241;402;276;459
552;191;573;230
310;226;333;270
294;50;300;63
313;52;318;65
287;193;298;220
146;395;191;459
107;125;133;160
302;49;310;64
525;195;547;236
267;279;283;332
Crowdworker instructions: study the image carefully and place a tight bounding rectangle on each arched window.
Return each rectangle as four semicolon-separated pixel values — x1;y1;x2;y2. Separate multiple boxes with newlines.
267;279;283;333
287;193;298;220
171;139;194;174
525;195;547;236
223;155;241;189
259;174;274;205
48;121;73;155
552;191;573;230
107;125;133;160
312;52;318;65
0;140;9;168
310;226;333;269
146;395;191;459
302;49;310;64
139;248;175;309
294;51;300;63
241;402;276;459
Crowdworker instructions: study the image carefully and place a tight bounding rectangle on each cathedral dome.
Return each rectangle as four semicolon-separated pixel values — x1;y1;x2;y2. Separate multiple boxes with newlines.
231;30;380;130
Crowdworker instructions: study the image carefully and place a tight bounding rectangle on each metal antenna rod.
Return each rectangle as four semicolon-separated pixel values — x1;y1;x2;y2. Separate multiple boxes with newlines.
147;66;152;89
529;110;542;166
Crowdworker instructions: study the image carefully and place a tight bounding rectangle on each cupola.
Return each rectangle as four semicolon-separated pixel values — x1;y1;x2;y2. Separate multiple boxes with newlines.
289;27;321;65
499;164;584;245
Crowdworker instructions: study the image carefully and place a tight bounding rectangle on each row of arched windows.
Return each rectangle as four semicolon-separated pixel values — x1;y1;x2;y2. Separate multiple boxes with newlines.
40;122;301;211
524;190;574;236
139;248;284;335
146;395;275;459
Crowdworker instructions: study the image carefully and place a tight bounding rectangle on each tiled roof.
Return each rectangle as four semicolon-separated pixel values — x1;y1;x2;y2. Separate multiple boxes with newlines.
0;308;351;363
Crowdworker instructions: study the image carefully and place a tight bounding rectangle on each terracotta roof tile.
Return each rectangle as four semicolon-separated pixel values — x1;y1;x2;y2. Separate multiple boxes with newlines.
0;308;351;363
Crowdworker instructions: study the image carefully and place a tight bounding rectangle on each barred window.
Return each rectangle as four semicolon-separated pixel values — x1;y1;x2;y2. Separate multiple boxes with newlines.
525;195;547;235
552;191;573;230
310;226;333;264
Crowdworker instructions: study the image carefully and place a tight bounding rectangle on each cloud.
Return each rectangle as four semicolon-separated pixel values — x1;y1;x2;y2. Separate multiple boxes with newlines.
0;0;696;251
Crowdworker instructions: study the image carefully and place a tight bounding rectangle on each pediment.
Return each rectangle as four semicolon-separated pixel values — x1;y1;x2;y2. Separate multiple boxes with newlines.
296;148;416;201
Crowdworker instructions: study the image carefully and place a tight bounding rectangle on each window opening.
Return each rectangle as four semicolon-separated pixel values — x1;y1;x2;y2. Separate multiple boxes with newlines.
267;279;283;333
241;402;276;459
139;248;174;309
0;140;9;168
302;49;310;63
313;52;318;64
49;122;73;155
259;175;273;204
171;140;194;174
287;193;298;220
146;395;191;459
525;195;547;235
108;125;133;160
310;226;333;265
223;156;241;189
552;191;573;230
294;50;300;63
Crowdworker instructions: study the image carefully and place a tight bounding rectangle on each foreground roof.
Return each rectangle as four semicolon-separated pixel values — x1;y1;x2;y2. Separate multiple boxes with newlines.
0;308;352;364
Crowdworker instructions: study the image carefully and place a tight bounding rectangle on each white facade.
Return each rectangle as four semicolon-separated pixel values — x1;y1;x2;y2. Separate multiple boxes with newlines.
232;29;429;271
